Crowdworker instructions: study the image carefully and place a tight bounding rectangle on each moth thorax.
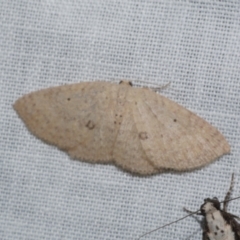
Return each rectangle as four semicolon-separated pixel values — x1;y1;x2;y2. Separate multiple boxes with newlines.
204;204;235;240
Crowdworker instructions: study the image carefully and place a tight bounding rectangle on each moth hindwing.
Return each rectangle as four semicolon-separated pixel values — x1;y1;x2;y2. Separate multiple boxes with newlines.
200;174;240;240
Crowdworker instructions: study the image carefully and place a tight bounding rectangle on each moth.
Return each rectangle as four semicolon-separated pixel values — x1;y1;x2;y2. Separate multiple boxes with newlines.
137;174;240;240
200;174;240;240
13;81;230;175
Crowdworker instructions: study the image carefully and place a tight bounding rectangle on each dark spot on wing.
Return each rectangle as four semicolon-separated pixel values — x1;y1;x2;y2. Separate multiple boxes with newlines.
139;132;148;140
86;120;95;130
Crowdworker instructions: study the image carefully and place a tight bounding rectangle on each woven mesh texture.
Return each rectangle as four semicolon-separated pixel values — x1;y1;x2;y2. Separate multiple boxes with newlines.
1;1;240;239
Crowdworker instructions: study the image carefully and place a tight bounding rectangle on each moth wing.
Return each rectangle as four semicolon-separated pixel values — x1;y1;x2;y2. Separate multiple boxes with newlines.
112;94;163;175
129;87;230;171
13;82;119;162
221;211;240;240
202;232;210;240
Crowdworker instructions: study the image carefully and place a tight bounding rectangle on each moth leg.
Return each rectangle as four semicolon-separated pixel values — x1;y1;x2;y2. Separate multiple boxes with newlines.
183;207;203;230
223;173;235;211
183;207;201;215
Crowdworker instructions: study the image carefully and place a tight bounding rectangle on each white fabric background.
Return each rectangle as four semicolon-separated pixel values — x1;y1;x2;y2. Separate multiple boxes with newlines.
1;1;240;239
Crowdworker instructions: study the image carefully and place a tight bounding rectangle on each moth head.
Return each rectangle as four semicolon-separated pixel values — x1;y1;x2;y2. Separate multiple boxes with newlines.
200;197;221;215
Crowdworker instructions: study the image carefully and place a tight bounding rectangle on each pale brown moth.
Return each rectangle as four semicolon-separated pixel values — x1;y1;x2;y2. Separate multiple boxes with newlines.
13;81;230;175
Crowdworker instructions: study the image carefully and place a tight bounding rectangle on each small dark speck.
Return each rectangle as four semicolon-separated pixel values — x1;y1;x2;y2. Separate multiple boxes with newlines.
139;132;148;140
67;98;71;101
221;230;224;233
115;114;118;117
173;119;177;122
114;121;116;124
86;120;95;130
214;232;217;235
120;115;122;118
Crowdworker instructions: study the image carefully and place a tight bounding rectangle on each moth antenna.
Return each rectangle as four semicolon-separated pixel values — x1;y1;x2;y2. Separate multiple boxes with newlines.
136;209;200;240
132;80;171;90
151;82;171;92
183;207;201;215
223;173;235;211
220;195;240;221
221;195;240;205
